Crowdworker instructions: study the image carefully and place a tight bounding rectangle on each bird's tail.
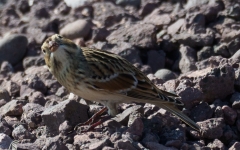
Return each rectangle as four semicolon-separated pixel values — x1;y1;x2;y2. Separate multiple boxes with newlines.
152;102;200;131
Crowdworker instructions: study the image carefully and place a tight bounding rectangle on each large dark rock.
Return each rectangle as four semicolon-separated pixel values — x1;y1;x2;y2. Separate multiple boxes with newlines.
41;100;89;136
0;34;28;65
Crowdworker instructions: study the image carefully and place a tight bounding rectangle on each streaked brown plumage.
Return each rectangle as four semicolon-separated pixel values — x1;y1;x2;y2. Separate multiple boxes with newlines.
41;34;200;131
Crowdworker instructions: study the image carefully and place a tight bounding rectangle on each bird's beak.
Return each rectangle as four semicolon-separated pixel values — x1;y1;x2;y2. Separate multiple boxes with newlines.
49;41;59;52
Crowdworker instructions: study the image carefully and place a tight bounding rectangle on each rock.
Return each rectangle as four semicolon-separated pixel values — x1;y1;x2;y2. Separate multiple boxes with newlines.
45;79;61;95
54;1;71;15
174;33;214;48
139;0;161;17
107;23;156;49
221;126;236;143
185;64;235;102
0;133;12;150
222;105;237;125
0;34;28;65
214;43;230;58
234;69;240;92
147;74;164;85
110;132;122;143
13;142;38;150
0;61;14;75
0;121;11;136
190;102;213;122
18;0;30;14
214;106;224;118
167;19;185;36
229;49;240;64
20;85;35;99
144;142;177;150
231;92;240;109
44;95;60;107
202;1;224;23
28;91;46;106
41;100;89;136
74;132;109;149
23;74;47;94
22;103;45;129
125;118;144;141
92;2;130;27
178;45;197;73
227;4;240;21
185;13;206;34
23;56;45;69
0;89;10;107
112;42;142;64
236;119;240;131
138;64;152;75
59;120;72;134
116;0;140;7
92;28;110;42
11;71;25;85
114;105;144;126
185;0;208;9
0;100;25;116
31;3;50;18
24;66;49;76
146;109;179;132
165;140;182;149
5;81;20;97
147;50;165;73
159;129;185;145
187;140;205;150
141;132;159;144
114;139;137;150
196;56;224;70
12;125;35;140
154;69;177;81
56;86;69;98
206;139;226;150
144;10;171;26
66;144;77;150
127;112;141;127
227;38;240;56
102;146;115;150
42;136;68;150
198;118;225;139
88;138;111;150
4;116;20;128
176;79;203;109
229;142;240;150
63;0;93;8
222;29;240;43
163;79;179;94
60;19;92;40
197;46;214;61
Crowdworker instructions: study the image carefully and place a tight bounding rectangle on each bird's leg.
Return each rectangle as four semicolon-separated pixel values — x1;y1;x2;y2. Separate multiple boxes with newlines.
74;102;119;133
74;106;109;132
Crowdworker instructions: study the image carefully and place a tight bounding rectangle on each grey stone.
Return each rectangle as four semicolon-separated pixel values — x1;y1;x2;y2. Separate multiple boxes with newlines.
0;34;28;65
0;133;12;150
60;19;92;39
154;69;177;81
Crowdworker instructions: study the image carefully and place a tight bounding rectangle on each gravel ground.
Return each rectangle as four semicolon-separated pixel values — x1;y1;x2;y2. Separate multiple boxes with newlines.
0;0;240;149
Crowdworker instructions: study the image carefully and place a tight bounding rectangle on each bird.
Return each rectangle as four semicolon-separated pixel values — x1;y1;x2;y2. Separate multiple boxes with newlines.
41;34;200;131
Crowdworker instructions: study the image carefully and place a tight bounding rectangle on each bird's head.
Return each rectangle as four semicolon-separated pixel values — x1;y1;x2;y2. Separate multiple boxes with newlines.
41;34;79;73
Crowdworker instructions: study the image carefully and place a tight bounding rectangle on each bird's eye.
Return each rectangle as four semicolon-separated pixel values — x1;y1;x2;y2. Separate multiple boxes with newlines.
58;35;63;39
42;49;46;54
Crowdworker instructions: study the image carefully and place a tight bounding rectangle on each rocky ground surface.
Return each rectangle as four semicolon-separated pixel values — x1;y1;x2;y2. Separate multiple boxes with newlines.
0;0;240;149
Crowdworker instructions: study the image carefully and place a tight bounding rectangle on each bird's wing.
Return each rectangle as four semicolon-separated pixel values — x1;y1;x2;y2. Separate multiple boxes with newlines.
82;47;183;106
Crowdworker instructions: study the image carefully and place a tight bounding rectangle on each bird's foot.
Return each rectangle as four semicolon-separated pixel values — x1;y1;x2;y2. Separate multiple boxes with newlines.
74;107;111;133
